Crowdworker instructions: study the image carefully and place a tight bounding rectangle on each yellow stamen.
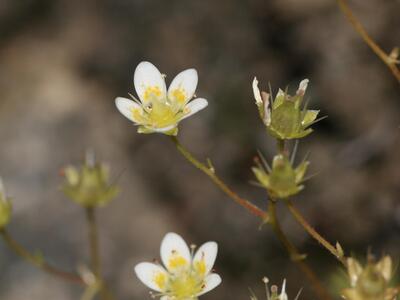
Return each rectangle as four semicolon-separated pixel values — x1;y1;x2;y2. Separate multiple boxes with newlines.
169;255;188;269
171;89;186;103
194;260;207;275
131;107;143;121
153;272;167;289
143;86;162;101
168;270;204;299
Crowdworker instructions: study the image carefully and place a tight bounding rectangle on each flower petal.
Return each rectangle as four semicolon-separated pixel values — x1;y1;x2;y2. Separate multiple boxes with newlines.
115;97;142;123
376;256;392;282
160;232;191;273
134;61;167;103
252;77;262;105
297;78;309;96
180;98;208;120
197;273;222;296
347;258;363;287
280;279;288;300
138;124;178;136
134;262;169;292
168;69;198;105
193;241;218;276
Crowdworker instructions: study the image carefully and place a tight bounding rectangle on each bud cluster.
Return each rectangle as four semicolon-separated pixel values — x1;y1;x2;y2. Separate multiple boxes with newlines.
251;78;320;200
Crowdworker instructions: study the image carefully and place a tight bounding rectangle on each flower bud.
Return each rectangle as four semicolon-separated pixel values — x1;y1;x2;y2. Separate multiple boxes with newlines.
343;256;398;300
0;179;12;229
252;154;309;199
62;152;119;207
251;278;296;300
253;78;320;140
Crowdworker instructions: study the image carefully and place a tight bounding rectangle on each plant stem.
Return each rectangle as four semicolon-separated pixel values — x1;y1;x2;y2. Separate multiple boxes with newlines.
277;139;286;155
0;229;84;285
268;200;333;300
285;200;347;266
337;0;400;83
86;207;101;278
85;207;114;300
171;136;268;220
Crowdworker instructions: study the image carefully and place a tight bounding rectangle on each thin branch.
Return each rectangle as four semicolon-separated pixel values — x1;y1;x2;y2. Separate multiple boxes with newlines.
85;208;114;300
171;136;268;220
286;199;347;266
0;229;84;285
337;0;400;83
86;207;102;278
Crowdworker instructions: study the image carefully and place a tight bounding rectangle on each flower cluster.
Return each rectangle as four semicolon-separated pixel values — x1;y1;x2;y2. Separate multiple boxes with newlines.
135;232;221;300
343;256;398;300
115;62;208;136
253;78;319;140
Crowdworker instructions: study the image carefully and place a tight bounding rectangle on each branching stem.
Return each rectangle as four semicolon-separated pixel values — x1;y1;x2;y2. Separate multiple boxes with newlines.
268;200;334;300
0;229;84;285
285;200;347;266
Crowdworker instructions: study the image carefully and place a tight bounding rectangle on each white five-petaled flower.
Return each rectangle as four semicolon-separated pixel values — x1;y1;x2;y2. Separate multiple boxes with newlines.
115;61;208;136
134;232;221;300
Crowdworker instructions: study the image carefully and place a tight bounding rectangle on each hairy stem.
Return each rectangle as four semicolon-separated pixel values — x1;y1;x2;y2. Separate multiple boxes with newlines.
286;200;347;266
337;0;400;83
268;200;333;300
171;136;268;220
0;229;84;285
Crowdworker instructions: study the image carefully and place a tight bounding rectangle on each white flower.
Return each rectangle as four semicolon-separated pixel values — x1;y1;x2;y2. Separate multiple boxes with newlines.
134;232;221;300
115;62;208;136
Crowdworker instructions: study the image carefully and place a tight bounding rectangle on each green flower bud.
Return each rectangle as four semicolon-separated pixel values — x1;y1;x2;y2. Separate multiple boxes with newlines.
343;256;398;300
0;179;12;229
253;78;320;140
62;152;119;207
252;154;309;199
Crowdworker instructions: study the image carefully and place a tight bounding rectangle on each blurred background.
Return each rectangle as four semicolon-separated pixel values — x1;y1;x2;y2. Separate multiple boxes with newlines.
0;0;399;299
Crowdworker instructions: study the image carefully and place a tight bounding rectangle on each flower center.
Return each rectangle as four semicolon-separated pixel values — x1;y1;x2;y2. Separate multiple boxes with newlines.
168;269;204;300
131;97;189;129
